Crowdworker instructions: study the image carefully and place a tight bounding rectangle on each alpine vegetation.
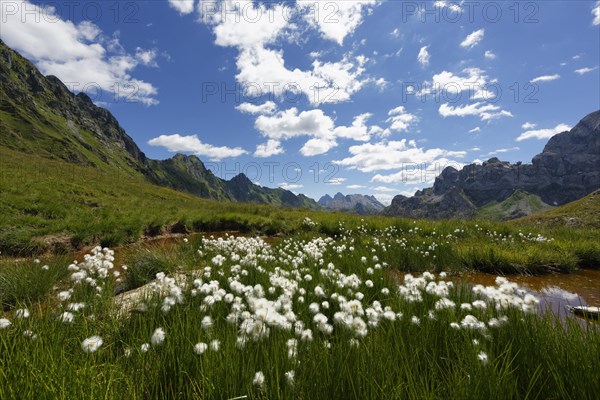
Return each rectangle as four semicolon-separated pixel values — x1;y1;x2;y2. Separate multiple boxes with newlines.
1;224;599;399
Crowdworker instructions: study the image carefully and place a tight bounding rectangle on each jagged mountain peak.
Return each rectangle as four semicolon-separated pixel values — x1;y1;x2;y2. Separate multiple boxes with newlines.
385;110;600;220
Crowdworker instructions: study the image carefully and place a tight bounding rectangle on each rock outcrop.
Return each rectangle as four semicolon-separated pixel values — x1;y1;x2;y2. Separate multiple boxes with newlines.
384;110;600;219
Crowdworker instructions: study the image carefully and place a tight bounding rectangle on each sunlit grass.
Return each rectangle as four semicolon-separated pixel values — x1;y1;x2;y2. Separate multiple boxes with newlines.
1;226;599;399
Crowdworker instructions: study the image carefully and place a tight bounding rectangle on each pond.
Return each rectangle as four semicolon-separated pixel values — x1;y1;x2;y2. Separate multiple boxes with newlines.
454;269;600;320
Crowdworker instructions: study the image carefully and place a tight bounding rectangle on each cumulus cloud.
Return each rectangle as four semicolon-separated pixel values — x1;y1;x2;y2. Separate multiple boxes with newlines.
254;108;372;156
148;134;247;160
298;0;379;45
254;139;284;158
434;1;462;12
326;178;346;185
468;127;481;133
516;123;571;141
334;139;466;175
236;101;278;115
417;46;430;66
386;106;418;132
168;0;196;14
279;183;303;191
482;147;519;157
135;47;159;67
0;1;159;105
198;0;371;106
531;74;560;83
593;1;600;25
439;102;513;121
521;122;537;129
460;29;485;49
484;50;496;60
419;68;498;101
575;67;598;75
370;157;465;185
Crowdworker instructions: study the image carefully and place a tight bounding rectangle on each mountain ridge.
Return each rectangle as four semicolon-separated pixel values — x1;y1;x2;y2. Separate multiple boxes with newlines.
0;39;319;210
383;110;600;220
318;192;385;215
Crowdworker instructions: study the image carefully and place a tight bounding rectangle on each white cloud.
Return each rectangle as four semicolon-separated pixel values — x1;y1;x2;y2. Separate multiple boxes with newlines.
531;74;560;83
482;147;519;157
434;1;462;12
334;139;466;175
521;122;537;129
347;184;365;190
0;1;159;105
575;66;599;75
460;29;485;49
135;47;158;67
326;178;346;185
421;68;497;101
370;157;465;185
516;123;571;142
236;101;278;115
386;106;418;132
593;1;600;25
372;186;397;192
390;28;401;38
168;0;196;14
439;102;513;121
484;50;496;60
148;134;247;160
298;0;379;45
468;127;481;133
279;183;303;191
201;1;371;106
417;46;430;66
254;140;284;158
254;108;372;156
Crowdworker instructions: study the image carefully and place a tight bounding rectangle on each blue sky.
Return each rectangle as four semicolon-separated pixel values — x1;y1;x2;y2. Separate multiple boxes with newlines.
2;0;599;203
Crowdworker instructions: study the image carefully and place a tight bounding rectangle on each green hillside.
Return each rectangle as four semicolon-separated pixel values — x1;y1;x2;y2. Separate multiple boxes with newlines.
0;39;319;210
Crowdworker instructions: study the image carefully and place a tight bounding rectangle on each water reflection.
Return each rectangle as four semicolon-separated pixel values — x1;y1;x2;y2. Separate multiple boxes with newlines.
455;269;600;321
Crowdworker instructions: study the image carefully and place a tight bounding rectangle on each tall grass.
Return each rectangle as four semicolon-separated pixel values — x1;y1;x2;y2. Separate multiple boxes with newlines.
1;229;598;399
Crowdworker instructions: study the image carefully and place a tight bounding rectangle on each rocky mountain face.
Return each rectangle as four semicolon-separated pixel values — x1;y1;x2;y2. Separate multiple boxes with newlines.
384;110;600;220
318;193;385;215
0;39;318;210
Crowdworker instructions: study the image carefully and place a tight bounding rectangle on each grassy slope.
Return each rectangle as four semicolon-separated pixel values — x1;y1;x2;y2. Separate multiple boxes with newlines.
477;190;553;221
1;146;599;276
515;189;600;229
0;147;312;255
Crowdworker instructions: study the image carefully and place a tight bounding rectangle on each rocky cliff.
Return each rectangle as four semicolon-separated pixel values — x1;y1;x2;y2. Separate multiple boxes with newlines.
384;110;600;220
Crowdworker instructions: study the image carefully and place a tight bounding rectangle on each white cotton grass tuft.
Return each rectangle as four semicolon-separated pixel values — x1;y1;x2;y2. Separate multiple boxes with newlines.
57;290;72;302
141;343;150;352
201;316;213;331
15;308;30;319
0;318;11;329
210;339;220;352
59;312;75;324
81;336;103;353
253;371;265;387
478;351;489;365
151;327;166;346
285;370;295;385
194;342;208;355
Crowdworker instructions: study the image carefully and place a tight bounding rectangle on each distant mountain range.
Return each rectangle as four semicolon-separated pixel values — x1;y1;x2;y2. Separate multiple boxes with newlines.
383;110;600;220
0;39;318;210
318;193;385;215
